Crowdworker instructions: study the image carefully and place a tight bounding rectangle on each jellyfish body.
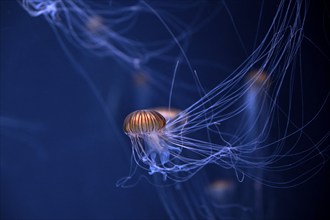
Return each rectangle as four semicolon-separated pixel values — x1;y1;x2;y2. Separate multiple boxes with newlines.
123;110;181;177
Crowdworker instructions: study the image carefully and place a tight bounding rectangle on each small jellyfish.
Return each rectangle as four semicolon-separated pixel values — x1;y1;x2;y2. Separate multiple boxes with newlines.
152;107;188;131
152;107;181;121
123;110;181;177
85;15;104;33
132;71;149;87
206;180;235;202
246;70;271;90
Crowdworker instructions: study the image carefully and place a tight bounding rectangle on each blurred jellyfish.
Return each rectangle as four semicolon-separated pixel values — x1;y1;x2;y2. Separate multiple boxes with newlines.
18;0;219;67
246;70;271;90
152;107;181;121
206;180;235;202
85;15;104;34
131;70;152;108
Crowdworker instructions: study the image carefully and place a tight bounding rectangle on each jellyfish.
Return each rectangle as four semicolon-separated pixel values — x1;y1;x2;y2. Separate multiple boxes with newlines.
206;180;235;201
123;109;182;177
118;0;329;190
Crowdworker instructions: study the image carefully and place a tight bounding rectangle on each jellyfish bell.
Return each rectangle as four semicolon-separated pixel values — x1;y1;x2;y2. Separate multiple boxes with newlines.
246;70;271;90
85;15;105;34
206;180;235;201
152;107;181;121
132;71;149;87
123;110;166;135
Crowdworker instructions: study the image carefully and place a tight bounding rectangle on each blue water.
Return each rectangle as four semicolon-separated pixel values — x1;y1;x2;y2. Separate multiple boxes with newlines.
1;1;329;219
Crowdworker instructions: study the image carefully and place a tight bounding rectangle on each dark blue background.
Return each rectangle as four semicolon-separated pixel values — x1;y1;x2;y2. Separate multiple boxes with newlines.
1;1;329;219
